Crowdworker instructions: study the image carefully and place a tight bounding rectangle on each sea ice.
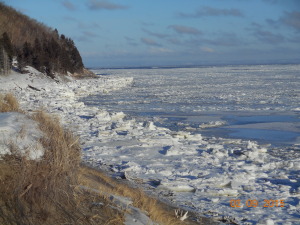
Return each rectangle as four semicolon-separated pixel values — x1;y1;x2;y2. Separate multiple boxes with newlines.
1;65;300;224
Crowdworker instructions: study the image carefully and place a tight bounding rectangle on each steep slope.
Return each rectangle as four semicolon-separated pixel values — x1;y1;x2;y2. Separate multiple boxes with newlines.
0;2;84;76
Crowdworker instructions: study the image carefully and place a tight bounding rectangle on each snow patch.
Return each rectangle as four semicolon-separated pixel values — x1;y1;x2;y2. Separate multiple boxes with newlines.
0;112;43;160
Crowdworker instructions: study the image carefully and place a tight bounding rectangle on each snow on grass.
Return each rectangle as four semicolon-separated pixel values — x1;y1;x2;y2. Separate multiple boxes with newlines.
0;112;44;159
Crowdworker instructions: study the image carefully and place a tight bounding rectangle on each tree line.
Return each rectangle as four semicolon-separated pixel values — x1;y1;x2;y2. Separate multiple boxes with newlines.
17;31;84;76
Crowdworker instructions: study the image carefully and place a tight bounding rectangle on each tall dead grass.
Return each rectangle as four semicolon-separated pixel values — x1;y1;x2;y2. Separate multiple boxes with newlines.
0;93;20;112
79;167;185;225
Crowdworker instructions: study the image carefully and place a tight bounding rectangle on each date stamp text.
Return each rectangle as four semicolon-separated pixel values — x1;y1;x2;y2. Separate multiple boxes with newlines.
230;199;284;208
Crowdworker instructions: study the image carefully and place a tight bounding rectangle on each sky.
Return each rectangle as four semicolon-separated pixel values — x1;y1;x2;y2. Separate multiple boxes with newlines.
2;0;300;68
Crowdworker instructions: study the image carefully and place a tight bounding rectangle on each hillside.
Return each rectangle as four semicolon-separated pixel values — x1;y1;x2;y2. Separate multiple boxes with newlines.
0;2;85;77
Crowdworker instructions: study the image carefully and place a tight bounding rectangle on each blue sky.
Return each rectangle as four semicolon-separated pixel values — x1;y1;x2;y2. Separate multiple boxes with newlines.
3;0;300;67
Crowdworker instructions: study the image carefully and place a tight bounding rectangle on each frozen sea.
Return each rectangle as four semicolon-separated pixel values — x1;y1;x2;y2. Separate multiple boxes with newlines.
79;64;300;224
85;64;300;149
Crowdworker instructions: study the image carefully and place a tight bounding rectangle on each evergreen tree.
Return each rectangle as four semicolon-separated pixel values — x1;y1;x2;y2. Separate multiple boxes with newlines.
0;32;13;60
59;48;70;73
16;48;25;71
22;41;33;65
32;38;42;70
53;28;59;39
60;34;66;40
0;47;10;75
71;47;84;72
0;32;13;74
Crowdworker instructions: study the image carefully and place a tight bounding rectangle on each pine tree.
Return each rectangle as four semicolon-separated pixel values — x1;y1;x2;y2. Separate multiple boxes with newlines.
53;28;59;39
0;32;13;75
16;48;25;71
3;48;10;75
59;48;71;74
1;32;13;60
22;41;33;65
32;38;42;70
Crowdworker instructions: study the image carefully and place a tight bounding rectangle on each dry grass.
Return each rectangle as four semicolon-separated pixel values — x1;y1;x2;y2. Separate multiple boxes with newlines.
79;166;187;225
0;93;20;112
0;95;124;224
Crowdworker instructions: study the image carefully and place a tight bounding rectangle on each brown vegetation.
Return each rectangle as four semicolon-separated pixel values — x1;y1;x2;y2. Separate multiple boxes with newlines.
0;96;123;224
0;93;20;112
80;166;183;225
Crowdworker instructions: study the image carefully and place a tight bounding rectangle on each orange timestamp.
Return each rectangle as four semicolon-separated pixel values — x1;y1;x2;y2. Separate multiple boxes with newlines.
230;199;285;208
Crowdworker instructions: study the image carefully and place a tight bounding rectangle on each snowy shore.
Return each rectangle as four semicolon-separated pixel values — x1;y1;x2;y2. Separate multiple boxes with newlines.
1;67;300;225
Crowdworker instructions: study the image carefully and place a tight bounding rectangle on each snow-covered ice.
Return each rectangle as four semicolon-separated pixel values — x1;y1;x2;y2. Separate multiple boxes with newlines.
1;64;299;224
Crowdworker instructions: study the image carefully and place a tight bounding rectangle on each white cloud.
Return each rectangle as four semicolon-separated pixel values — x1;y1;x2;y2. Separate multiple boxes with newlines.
281;11;300;31
86;0;128;10
142;29;169;39
141;37;161;46
254;29;285;44
179;6;244;18
169;25;202;35
62;0;76;11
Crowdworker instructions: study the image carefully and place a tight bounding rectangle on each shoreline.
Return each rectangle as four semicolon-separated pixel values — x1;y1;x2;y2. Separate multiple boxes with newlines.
1;67;300;225
81;163;219;225
0;68;216;224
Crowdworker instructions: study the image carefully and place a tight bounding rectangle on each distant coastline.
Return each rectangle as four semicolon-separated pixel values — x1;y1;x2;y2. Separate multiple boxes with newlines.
90;62;300;70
